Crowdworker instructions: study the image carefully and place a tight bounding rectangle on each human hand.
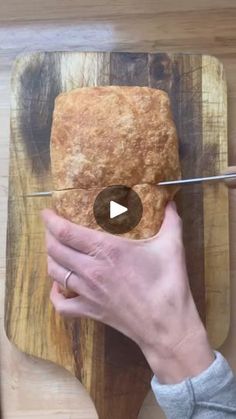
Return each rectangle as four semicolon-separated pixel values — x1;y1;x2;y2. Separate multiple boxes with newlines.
42;202;214;384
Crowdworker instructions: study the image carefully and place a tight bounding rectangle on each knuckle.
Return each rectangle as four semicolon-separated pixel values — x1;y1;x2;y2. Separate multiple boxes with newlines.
106;244;122;262
86;266;105;290
91;238;122;264
89;239;105;258
57;222;73;243
91;267;104;282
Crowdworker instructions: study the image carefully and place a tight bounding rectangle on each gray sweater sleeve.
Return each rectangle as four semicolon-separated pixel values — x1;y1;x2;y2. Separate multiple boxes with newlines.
151;351;236;418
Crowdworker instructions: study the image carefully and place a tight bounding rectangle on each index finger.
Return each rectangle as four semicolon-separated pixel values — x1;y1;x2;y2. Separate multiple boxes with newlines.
41;208;110;254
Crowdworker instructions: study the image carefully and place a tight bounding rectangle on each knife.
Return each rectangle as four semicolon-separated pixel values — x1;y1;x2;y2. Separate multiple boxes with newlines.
25;173;236;197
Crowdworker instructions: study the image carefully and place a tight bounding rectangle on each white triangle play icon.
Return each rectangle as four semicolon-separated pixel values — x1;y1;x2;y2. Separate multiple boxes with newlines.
110;201;128;219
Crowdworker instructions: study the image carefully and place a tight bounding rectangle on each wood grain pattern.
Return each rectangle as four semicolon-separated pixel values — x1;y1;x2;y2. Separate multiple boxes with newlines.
147;53;206;320
5;52;229;419
1;0;236;22
202;56;230;347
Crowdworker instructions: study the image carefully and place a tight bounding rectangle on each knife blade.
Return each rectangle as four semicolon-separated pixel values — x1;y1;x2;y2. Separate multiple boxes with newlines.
24;173;236;197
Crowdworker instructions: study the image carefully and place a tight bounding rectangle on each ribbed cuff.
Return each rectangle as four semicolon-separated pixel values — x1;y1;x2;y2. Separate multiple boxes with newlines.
151;351;234;418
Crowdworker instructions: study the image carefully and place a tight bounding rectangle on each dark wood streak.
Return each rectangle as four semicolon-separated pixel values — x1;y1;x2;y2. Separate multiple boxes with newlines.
110;52;148;86
173;55;206;319
17;52;62;174
174;55;205;322
69;320;81;380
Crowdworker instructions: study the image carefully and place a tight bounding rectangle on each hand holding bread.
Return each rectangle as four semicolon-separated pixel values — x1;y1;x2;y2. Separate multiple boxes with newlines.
42;86;215;384
42;202;214;384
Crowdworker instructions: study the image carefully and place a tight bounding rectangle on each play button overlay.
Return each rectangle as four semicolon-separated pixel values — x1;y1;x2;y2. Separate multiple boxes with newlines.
110;201;128;219
93;185;143;234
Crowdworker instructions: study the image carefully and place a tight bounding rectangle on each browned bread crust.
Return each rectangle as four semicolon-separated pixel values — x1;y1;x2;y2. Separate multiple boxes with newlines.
51;86;180;239
53;184;171;239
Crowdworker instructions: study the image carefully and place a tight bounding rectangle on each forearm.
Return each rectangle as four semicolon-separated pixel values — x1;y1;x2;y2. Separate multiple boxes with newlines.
151;351;236;418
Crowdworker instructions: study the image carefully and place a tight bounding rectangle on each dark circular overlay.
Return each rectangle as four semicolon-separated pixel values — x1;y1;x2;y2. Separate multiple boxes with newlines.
93;185;143;234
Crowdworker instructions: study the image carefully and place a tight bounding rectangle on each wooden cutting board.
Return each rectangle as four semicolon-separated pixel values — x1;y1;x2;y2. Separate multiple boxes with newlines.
5;52;230;419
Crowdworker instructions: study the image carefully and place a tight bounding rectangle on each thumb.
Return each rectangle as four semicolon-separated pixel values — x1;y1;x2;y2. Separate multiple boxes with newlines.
157;201;182;237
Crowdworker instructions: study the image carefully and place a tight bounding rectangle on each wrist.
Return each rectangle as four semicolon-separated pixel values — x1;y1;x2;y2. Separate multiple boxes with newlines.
140;317;215;384
161;328;214;384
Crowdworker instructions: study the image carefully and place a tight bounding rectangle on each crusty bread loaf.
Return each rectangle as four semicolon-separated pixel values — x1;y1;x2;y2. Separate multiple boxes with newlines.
50;86;180;239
